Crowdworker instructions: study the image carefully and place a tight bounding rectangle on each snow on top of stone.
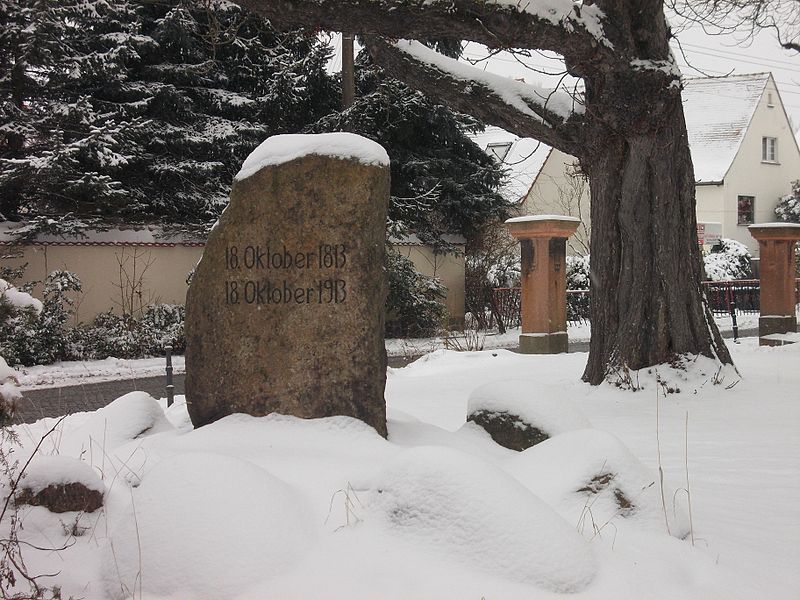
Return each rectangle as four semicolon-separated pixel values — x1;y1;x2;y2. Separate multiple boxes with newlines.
236;133;389;181
749;222;800;228
683;73;771;183
21;455;105;495
471;127;552;203
506;214;580;223
396;40;583;122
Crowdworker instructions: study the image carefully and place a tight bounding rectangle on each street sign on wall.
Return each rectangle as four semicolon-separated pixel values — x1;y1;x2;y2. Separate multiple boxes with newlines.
697;222;722;246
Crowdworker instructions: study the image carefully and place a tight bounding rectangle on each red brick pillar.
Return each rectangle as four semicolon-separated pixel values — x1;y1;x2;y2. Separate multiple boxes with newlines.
748;224;800;345
505;216;580;354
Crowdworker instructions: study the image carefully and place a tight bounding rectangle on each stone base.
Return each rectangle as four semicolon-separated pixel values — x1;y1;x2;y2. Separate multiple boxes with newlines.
759;315;798;346
519;332;568;354
759;315;797;336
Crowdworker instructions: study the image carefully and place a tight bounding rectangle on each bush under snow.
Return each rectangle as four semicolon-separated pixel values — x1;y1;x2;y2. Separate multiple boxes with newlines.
775;180;800;223
703;239;752;281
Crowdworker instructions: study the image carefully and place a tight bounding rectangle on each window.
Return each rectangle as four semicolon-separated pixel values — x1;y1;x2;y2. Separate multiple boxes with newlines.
738;195;755;225
486;142;512;162
762;137;778;162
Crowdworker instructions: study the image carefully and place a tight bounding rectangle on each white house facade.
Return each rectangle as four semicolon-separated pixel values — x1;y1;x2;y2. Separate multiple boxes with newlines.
484;73;800;258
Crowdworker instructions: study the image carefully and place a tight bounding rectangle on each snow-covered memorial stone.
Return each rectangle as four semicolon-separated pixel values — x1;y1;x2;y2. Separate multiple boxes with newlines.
185;133;390;435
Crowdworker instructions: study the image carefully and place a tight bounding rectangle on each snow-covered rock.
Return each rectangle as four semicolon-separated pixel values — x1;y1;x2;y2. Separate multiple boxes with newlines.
102;452;313;600
61;391;174;456
16;455;104;513
505;429;690;539
363;446;597;593
466;379;591;450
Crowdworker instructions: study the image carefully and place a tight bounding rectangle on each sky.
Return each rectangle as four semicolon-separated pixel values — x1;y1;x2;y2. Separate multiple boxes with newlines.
327;16;800;130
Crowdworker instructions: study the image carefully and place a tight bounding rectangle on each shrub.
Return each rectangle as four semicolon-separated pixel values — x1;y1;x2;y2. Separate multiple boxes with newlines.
72;304;185;360
566;255;591;290
775;180;800;223
703;239;752;281
0;271;80;367
386;250;447;338
464;229;519;330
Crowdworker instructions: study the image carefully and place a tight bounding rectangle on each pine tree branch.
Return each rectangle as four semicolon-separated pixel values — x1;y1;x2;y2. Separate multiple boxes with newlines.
365;37;586;154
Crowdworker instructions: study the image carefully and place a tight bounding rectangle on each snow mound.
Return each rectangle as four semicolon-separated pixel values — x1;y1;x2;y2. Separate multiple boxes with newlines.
102;452;313;600
467;379;591;435
400;348;514;375
363;446;597;592
46;392;177;486
63;391;174;456
20;455;104;496
236;132;389;180
505;429;690;539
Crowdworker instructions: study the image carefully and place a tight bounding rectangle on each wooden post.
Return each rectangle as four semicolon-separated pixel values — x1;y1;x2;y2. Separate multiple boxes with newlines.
342;33;355;109
505;216;580;353
748;223;800;346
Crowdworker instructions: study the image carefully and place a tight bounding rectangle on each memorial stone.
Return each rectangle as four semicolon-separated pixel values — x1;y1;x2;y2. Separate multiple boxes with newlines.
185;133;390;436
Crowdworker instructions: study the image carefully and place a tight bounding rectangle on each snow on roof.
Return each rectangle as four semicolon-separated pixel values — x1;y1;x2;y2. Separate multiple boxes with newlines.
236;133;389;181
683;73;771;184
471;127;552;204
475;73;772;193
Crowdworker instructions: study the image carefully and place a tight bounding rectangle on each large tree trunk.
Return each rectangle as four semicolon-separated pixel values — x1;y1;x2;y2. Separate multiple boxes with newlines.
236;0;737;384
580;74;732;384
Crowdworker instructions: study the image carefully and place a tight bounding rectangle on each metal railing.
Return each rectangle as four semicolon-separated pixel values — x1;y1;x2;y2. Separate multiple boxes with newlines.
492;279;800;328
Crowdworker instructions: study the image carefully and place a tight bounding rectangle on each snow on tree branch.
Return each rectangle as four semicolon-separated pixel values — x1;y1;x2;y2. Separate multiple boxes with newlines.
237;0;612;62
366;37;586;153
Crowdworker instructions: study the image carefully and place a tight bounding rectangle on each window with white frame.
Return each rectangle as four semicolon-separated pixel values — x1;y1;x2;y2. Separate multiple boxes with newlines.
762;137;778;162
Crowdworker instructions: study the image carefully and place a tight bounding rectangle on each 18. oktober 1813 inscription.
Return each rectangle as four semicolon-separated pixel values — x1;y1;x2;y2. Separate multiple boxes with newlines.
223;243;347;305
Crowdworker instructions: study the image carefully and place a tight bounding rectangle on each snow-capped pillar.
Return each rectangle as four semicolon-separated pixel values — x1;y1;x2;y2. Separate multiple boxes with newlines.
748;223;800;346
505;216;580;354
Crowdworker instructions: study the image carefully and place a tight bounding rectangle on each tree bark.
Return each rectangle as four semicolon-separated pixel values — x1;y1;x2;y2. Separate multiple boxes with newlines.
237;0;736;383
580;73;732;383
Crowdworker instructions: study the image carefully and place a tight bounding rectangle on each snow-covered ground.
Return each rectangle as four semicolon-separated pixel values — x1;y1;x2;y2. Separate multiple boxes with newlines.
3;337;798;599
14;313;758;389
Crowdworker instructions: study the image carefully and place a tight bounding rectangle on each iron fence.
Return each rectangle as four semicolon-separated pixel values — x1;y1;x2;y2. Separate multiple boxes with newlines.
492;279;800;327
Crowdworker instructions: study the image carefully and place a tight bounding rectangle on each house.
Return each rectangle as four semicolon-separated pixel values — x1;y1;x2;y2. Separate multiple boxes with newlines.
0;225;466;325
488;73;800;258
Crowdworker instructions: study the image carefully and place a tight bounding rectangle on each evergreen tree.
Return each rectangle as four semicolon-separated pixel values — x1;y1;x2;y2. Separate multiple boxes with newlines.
0;0;338;229
309;55;509;249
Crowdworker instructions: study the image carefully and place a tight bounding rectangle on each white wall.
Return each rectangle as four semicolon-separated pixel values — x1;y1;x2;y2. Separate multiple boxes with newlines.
721;76;800;256
520;149;591;256
519;76;800;260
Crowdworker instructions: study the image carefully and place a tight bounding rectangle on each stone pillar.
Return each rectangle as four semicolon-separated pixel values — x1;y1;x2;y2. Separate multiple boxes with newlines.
748;223;800;345
505;216;580;354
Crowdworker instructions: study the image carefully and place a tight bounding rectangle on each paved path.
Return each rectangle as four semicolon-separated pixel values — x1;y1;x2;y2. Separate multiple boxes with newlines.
14;326;757;425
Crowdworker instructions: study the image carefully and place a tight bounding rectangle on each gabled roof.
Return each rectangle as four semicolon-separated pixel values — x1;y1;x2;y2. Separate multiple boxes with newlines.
683;72;771;184
474;73;775;198
471;126;551;203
